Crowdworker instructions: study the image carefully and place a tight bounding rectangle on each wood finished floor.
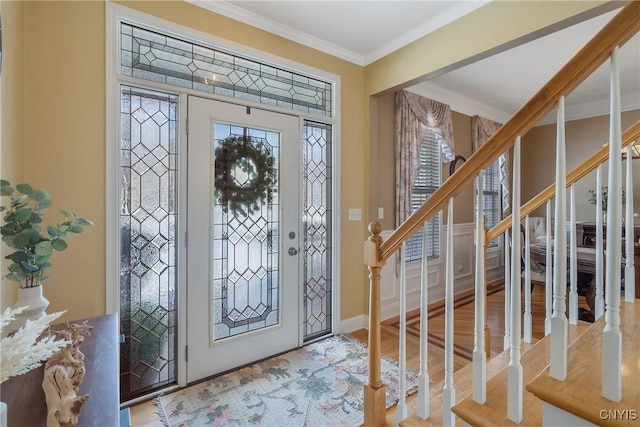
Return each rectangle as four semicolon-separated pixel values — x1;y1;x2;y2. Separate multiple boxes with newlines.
129;281;586;426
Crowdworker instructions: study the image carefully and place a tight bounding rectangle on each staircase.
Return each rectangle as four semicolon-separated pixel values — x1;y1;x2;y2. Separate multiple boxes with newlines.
363;2;640;426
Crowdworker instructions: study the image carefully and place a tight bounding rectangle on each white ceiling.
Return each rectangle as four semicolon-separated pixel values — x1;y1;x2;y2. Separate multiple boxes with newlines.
191;0;640;125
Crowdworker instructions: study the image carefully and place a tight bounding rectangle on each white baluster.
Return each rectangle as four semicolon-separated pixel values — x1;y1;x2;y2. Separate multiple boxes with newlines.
595;166;605;320
508;136;523;423
569;184;578;325
443;198;456;426
417;221;430;419
603;46;622;402
524;215;532;343
545;200;553;335
625;145;635;302
504;233;511;350
551;96;568;381
473;174;486;404
397;242;408;422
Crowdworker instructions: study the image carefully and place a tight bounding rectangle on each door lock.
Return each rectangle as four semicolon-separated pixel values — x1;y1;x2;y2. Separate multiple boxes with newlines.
288;231;296;239
288;247;298;256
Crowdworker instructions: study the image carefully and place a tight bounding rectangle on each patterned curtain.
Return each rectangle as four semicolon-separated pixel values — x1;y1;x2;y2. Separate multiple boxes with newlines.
395;90;456;273
472;115;511;216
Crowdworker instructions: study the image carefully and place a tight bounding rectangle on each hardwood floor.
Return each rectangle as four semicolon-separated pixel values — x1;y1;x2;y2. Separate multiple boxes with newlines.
129;280;587;426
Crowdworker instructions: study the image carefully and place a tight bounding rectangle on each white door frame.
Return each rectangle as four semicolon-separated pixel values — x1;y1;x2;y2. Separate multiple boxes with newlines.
105;2;342;391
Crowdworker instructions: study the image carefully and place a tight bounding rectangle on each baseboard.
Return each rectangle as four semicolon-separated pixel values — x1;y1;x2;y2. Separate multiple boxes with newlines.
339;314;368;333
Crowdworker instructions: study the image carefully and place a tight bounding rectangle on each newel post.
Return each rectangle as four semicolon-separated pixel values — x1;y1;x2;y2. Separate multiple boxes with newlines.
364;221;386;427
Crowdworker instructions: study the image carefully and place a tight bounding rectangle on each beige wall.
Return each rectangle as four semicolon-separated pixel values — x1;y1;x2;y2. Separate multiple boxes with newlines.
2;0;619;323
522;110;640;221
1;0;25;310
3;0;367;322
368;92;476;230
364;1;608;96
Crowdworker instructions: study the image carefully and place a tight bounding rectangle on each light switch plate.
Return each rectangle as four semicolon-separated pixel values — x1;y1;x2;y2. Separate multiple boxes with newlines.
378;207;384;219
348;208;362;221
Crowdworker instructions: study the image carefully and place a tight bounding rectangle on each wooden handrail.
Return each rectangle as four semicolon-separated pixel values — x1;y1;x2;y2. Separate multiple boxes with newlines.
378;1;640;263
487;120;640;242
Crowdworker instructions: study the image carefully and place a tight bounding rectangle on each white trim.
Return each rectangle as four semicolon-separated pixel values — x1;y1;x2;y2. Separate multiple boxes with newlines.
177;94;188;387
331;89;342;338
538;97;640;126
340;314;368;333
412;78;640;128
407;82;511;125
187;0;488;67
543;402;597;426
365;1;490;66
187;0;362;65
105;2;119;315
106;0;341;391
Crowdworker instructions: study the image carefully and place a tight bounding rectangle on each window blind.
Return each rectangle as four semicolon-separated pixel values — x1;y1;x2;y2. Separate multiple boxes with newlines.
406;129;441;262
482;159;502;247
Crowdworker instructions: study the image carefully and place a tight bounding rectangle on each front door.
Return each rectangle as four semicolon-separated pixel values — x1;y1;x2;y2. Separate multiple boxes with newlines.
186;96;300;382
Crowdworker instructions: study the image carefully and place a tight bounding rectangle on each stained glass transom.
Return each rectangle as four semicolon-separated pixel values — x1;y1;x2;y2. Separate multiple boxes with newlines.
119;86;178;401
120;23;332;117
302;121;332;341
212;125;280;341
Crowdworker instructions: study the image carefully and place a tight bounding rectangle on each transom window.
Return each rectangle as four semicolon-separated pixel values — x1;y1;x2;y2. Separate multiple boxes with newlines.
120;23;332;117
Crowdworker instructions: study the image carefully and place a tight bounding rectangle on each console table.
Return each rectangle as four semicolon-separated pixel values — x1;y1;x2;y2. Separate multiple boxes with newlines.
0;313;120;426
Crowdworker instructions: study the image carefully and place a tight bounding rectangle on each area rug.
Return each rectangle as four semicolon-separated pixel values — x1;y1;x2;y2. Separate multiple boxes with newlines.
157;334;418;426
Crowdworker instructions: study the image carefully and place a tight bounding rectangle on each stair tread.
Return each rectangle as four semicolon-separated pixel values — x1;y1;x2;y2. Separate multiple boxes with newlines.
451;321;591;427
526;301;639;426
395;340;538;426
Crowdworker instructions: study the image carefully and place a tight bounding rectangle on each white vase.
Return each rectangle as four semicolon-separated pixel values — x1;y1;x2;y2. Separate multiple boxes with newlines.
12;285;49;330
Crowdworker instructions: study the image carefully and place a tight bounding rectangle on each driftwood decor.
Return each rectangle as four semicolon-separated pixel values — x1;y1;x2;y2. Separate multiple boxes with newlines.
42;323;93;427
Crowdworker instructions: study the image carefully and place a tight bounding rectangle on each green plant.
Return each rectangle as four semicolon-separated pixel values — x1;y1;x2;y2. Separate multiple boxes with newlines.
588;185;625;212
1;180;93;288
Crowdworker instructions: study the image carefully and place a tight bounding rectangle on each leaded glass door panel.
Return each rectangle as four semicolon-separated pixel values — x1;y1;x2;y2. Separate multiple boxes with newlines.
186;96;300;382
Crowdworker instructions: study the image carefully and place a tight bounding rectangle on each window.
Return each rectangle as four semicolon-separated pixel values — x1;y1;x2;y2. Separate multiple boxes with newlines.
406;128;441;262
120;23;332;117
481;157;503;247
119;85;179;401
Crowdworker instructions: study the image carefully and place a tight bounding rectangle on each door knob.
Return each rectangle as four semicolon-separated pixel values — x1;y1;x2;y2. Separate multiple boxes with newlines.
288;247;298;256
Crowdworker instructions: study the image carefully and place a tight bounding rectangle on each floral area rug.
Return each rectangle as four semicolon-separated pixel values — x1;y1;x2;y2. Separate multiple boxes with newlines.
157;334;418;426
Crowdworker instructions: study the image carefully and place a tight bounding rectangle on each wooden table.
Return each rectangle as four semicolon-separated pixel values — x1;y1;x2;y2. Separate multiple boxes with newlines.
0;314;120;426
529;244;637;321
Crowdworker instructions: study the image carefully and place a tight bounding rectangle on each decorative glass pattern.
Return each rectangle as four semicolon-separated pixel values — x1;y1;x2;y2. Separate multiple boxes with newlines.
120;23;332;117
119;86;178;401
212;125;280;341
302;121;332;341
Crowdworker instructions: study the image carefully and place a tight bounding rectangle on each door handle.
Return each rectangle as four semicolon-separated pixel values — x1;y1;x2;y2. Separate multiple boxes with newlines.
288;247;298;256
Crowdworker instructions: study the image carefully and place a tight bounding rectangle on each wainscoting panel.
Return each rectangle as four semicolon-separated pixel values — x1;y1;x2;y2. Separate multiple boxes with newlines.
379;224;503;321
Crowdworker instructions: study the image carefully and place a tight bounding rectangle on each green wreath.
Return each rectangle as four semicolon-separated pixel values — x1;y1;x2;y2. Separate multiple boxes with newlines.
214;135;276;216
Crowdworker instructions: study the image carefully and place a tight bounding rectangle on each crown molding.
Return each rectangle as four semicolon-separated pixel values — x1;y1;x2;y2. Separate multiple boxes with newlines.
407;82;512;124
365;1;490;65
538;95;640;126
187;0;366;65
188;0;490;67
